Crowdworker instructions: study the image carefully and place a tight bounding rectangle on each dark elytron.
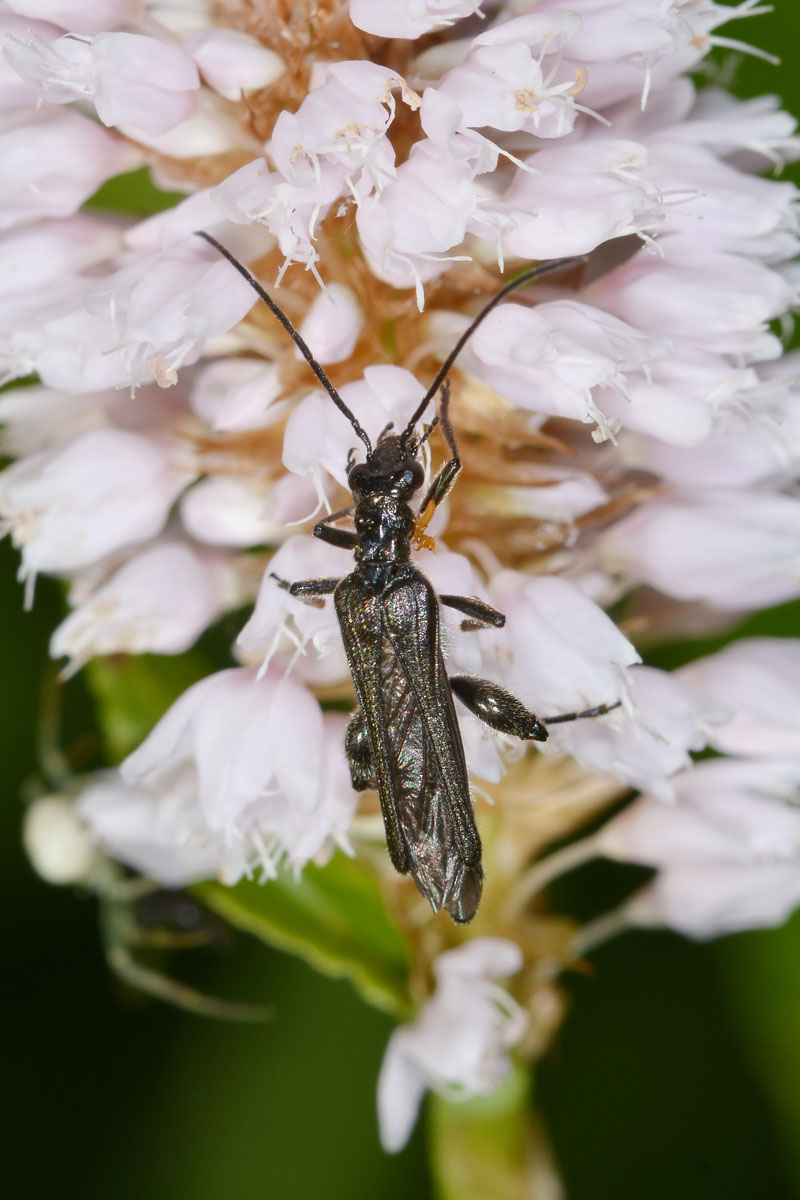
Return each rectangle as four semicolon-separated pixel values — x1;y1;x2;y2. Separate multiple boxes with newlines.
198;232;617;922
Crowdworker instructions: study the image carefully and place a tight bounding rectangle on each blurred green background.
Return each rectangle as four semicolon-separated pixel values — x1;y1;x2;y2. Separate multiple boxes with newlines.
4;7;800;1198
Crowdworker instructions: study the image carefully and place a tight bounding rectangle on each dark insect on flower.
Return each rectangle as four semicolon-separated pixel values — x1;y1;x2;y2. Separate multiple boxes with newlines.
198;232;619;922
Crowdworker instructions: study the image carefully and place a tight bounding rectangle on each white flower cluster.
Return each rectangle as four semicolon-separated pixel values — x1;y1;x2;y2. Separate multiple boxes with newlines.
2;0;800;1151
377;937;527;1150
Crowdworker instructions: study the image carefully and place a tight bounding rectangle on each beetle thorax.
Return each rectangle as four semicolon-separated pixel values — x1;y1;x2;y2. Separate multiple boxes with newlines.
353;490;416;565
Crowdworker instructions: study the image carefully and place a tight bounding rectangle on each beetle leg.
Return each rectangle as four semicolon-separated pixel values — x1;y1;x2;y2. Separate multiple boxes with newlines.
451;675;621;738
440;593;506;631
540;700;621;724
312;506;358;550
269;573;340;608
419;380;460;509
344;707;376;791
450;675;549;741
411;512;437;552
413;381;460;551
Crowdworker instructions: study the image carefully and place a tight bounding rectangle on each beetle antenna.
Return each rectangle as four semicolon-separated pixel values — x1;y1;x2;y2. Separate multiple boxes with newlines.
401;255;587;440
415;413;440;450
196;231;373;453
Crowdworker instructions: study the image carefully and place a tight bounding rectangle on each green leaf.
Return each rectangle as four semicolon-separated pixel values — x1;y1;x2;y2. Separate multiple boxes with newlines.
84;166;184;217
195;854;412;1019
87;651;213;762
714;913;800;1191
644;596;800;672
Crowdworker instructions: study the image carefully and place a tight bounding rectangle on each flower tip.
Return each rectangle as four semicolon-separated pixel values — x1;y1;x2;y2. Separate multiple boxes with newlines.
147;357;178;388
23;796;97;886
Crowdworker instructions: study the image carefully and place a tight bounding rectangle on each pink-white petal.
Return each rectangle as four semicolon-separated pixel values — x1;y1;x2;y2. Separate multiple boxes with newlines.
185;28;285;101
297;283;363;365
350;0;484;39
50;541;237;670
0;428;190;577
561;666;724;801
0;111;138;231
78;771;222;887
597;491;800;611
6;0;139;35
679;639;800;758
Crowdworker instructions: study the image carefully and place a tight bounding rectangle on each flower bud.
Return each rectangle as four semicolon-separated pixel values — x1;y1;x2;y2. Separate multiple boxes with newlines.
23;796;97;885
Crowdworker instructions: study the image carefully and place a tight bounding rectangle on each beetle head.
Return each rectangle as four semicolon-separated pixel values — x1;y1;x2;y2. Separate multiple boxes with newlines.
348;432;424;500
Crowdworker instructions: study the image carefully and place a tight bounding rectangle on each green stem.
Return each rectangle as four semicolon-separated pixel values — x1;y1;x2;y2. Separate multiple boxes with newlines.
427;1063;564;1200
503;833;601;920
570;901;633;959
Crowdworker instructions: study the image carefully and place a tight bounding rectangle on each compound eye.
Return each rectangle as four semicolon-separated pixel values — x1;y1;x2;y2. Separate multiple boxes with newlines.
348;462;369;491
406;459;424;490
